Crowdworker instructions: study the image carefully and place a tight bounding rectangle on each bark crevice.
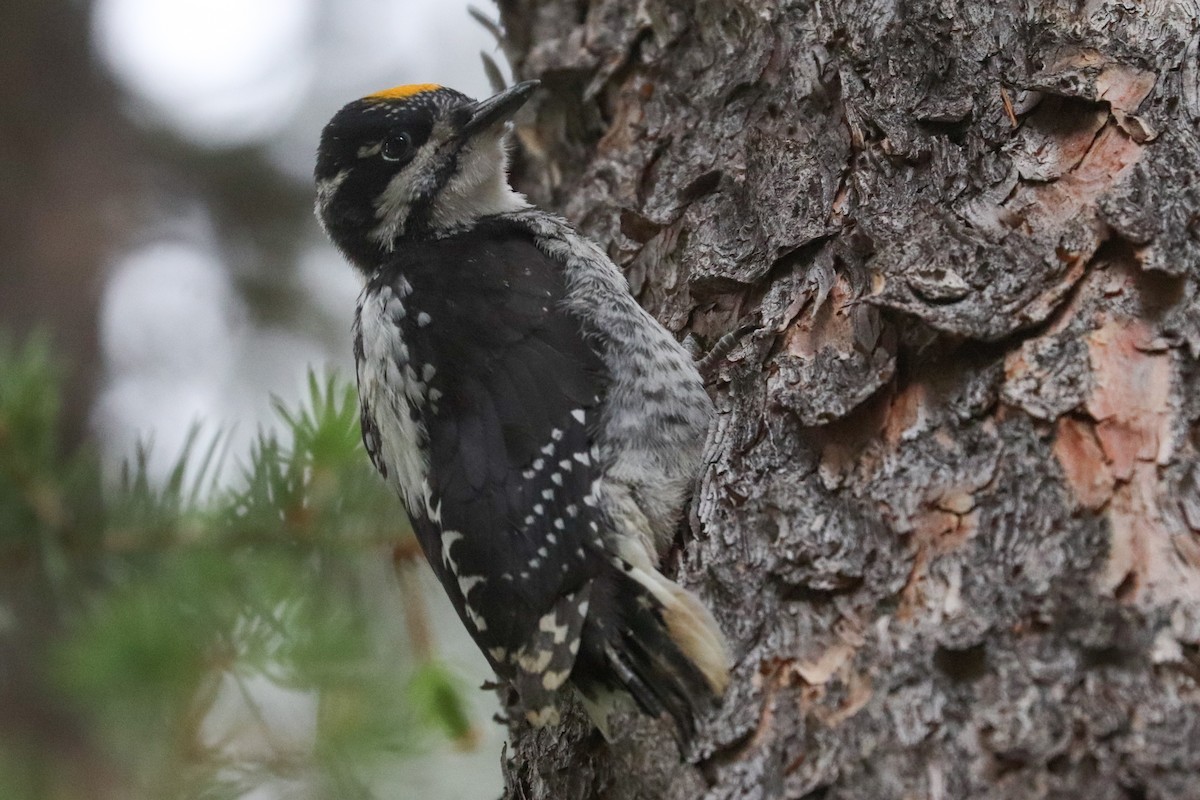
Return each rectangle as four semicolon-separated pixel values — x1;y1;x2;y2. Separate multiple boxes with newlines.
495;1;1200;796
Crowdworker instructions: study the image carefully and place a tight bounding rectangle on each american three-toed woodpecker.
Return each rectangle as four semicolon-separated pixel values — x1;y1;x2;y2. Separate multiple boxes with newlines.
314;81;729;744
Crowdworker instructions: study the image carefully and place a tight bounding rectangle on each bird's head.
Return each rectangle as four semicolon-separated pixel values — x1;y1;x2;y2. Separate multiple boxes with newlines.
315;81;537;271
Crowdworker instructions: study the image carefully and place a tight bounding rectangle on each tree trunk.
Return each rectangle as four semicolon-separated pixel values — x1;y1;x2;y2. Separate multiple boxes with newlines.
494;1;1200;797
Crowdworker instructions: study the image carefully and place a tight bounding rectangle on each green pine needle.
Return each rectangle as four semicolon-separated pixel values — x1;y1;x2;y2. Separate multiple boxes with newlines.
0;337;465;800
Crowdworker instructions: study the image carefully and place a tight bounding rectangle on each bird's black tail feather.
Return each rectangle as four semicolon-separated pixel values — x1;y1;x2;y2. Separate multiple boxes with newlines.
573;559;730;747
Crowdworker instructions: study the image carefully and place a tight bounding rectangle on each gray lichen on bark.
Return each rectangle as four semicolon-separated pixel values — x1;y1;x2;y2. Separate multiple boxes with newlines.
495;0;1200;797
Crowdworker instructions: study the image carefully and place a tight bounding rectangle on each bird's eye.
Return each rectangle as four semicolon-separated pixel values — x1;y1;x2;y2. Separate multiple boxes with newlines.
381;132;414;163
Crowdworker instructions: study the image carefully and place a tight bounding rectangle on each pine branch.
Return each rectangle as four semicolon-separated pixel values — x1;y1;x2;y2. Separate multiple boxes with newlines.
0;335;473;799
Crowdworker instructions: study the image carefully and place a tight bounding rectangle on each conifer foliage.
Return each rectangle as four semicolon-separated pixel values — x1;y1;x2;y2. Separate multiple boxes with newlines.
0;336;470;799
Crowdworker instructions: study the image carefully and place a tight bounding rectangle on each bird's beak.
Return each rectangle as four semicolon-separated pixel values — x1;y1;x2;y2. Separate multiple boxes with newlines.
460;80;540;136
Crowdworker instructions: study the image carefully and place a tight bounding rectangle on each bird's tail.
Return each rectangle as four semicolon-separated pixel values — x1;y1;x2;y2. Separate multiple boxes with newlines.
573;557;731;747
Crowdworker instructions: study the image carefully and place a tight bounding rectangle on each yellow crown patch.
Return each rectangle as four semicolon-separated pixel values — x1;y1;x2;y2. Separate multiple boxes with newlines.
365;83;442;102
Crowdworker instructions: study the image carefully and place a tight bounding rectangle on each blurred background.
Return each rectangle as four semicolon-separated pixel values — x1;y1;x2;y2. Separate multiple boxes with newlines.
0;0;508;797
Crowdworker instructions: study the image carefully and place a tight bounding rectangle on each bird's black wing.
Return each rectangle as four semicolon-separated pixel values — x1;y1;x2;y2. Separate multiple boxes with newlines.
373;218;610;717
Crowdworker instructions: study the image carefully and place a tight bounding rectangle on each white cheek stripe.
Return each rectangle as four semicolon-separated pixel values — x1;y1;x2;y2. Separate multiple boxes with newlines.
368;131;529;245
314;168;350;235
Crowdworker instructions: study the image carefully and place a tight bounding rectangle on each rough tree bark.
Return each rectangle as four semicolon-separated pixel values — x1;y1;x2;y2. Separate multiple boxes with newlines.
493;1;1200;798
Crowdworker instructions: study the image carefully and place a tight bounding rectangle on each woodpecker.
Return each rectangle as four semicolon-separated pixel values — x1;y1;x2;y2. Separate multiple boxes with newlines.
315;81;729;745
